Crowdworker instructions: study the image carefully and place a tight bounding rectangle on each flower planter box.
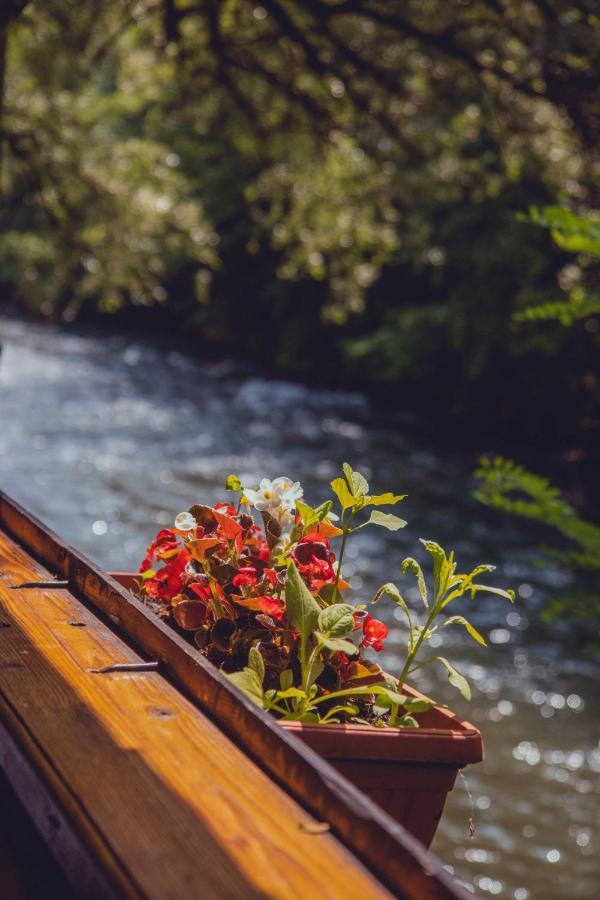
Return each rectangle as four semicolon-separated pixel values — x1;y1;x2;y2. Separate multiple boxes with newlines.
110;572;483;847
281;690;483;847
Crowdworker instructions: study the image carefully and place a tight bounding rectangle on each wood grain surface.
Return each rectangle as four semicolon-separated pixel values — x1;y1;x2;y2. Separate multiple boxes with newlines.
0;528;390;900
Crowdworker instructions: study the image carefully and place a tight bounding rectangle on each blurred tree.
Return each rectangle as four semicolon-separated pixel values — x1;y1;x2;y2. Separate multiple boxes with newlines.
0;1;598;437
474;208;599;619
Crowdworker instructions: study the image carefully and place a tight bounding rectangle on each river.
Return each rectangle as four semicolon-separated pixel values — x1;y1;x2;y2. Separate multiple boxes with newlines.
1;317;598;899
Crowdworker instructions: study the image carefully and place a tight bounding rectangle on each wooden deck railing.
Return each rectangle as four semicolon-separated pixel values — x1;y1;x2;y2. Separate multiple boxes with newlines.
0;490;470;900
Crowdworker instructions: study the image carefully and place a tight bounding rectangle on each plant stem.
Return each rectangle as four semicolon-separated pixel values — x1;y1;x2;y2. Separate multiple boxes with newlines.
209;578;225;619
266;701;292;716
311;685;380;706
332;509;354;601
396;605;438;689
303;639;322;695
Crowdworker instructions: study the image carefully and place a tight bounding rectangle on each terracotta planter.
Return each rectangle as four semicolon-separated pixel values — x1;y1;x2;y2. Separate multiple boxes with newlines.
110;572;483;847
281;692;482;847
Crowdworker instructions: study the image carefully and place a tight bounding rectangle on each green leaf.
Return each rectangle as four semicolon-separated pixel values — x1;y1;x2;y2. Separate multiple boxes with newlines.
468;564;496;579
275;687;308;700
318;582;345;606
322;705;359;720
285;561;322;642
363;492;407;507
279;669;293;691
371;686;410;706
315;500;333;522
248;646;265;681
342;462;354;490
420;539;446;579
225;474;241;491
352;472;369;497
318;634;358;655
420;539;453;603
373;582;413;630
343;462;369;497
401;698;434;713
368;511;407;531
226;668;264;706
331;477;355;511
311;658;325;683
401;558;428;608
370;689;432;714
296;499;318;528
442;615;487;646
436;657;471;700
318;604;354;638
140;568;156;581
469;584;516;603
373;581;401;603
296;712;320;723
397;715;419;728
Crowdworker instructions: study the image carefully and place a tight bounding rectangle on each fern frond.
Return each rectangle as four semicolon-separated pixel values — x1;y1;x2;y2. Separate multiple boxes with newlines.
474;457;600;571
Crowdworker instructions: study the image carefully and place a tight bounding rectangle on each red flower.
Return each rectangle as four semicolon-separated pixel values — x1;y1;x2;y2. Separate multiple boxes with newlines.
148;529;179;555
258;596;284;621
263;568;278;587
257;540;270;562
360;615;388;652
187;576;212;603
302;531;330;546
214;501;237;516
139;555;154;574
232;567;259;588
144;548;190;603
292;533;336;591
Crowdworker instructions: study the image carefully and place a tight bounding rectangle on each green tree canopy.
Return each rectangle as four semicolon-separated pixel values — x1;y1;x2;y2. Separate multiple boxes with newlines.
1;1;598;437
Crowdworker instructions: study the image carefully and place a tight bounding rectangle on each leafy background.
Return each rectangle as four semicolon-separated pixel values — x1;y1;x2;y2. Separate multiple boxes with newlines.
1;0;598;443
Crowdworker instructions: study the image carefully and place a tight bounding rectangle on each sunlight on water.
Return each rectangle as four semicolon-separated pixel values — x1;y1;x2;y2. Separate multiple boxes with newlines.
1;318;598;899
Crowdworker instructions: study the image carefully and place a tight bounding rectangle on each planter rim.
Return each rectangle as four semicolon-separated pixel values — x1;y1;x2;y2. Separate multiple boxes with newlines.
280;684;483;765
109;572;483;766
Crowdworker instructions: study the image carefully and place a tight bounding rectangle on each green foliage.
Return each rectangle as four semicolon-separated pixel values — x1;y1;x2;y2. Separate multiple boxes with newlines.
513;291;600;326
523;207;600;257
475;457;600;573
513;207;600;326
366;511;407;531
285;561;321;643
382;540;513;701
1;2;598;437
221;464;512;724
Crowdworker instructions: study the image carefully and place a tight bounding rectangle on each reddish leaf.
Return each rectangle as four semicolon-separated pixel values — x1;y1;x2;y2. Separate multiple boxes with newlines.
172;599;206;630
187;537;220;561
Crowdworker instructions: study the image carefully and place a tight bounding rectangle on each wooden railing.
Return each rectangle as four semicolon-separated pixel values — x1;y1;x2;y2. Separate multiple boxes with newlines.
0;490;470;899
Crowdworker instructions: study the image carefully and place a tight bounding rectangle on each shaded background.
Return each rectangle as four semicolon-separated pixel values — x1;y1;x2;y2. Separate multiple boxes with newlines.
1;2;599;898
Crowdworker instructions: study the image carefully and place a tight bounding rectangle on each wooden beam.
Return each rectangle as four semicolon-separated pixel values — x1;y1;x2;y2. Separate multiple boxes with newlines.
0;525;390;899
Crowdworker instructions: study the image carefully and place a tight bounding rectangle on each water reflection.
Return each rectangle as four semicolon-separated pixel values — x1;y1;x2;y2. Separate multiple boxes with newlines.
1;317;598;899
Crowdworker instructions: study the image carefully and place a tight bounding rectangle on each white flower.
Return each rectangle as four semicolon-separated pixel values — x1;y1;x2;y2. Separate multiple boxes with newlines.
275;477;304;510
243;476;303;525
174;511;197;531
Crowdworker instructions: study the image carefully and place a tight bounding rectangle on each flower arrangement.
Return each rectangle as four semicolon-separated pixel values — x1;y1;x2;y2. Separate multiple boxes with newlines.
136;464;514;726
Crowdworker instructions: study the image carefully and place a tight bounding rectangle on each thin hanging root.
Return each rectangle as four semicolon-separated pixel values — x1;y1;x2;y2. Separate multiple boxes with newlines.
458;769;476;838
89;661;160;674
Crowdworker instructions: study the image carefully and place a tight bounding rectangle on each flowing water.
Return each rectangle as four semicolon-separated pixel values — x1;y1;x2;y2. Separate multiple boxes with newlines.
1;317;598;899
